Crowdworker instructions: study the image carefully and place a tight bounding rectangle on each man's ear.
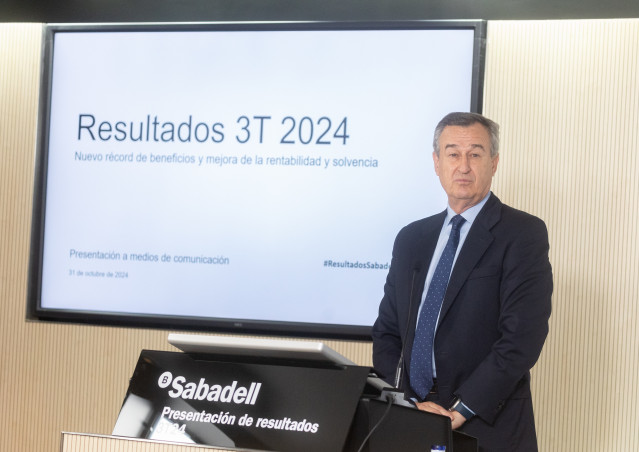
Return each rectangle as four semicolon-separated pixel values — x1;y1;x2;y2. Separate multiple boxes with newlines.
432;151;440;176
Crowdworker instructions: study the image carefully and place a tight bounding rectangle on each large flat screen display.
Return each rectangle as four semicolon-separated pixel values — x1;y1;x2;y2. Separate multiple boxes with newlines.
28;21;486;339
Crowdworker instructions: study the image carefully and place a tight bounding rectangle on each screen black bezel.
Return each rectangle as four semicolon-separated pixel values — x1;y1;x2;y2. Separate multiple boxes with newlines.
27;20;486;341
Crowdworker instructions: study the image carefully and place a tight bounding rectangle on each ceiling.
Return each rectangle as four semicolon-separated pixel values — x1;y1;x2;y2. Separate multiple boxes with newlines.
2;0;639;23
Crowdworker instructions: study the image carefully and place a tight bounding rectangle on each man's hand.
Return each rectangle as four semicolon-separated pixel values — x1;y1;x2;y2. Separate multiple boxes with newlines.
415;401;468;430
449;409;468;430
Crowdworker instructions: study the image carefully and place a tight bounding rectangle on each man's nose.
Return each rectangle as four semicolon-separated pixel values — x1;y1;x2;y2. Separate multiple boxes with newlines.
459;154;471;172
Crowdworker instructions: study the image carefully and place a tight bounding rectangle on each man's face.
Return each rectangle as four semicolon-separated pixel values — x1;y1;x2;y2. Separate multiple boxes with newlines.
433;123;499;214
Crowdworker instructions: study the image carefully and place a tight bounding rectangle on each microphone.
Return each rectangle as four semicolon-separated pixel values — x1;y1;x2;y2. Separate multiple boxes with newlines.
377;262;421;408
393;262;422;389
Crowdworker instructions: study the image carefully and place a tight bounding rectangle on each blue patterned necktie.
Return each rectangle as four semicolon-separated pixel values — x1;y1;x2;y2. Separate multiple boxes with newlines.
410;214;466;400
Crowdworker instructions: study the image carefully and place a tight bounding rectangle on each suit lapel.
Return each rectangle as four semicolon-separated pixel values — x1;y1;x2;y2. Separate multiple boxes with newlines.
438;194;502;326
404;211;446;358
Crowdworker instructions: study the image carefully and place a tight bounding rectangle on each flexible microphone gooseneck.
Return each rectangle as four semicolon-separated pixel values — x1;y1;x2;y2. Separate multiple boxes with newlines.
393;263;421;389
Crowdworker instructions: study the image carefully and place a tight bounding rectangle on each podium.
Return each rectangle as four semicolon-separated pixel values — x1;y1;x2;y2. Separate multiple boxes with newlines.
112;335;477;451
345;398;478;452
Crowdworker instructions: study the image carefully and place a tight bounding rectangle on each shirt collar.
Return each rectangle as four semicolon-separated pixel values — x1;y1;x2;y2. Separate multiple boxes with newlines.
445;191;492;227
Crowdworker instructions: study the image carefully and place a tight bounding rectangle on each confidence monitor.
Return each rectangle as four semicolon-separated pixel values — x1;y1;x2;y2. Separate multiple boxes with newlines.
28;21;486;340
167;333;356;366
168;333;393;392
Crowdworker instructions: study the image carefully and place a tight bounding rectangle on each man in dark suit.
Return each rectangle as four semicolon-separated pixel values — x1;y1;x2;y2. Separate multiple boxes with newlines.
372;112;553;451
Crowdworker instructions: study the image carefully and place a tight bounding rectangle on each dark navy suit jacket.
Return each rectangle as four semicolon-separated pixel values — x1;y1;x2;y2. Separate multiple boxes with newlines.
372;193;553;451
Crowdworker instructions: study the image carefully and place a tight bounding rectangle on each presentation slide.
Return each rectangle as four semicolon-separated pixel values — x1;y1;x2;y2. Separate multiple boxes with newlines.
39;26;475;329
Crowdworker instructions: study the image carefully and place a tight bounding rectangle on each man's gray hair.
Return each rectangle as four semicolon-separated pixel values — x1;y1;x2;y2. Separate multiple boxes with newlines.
432;112;500;158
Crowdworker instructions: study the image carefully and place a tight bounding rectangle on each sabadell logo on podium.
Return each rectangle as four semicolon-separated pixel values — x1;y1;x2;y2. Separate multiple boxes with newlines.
158;371;262;405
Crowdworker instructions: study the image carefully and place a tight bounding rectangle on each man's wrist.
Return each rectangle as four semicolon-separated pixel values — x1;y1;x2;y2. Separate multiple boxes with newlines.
449;397;475;420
